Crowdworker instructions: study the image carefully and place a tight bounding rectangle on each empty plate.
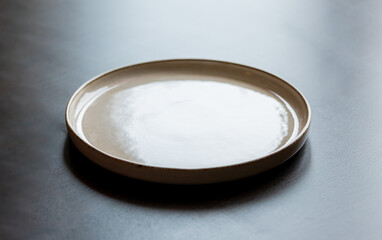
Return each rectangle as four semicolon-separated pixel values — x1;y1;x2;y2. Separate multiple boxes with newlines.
66;59;311;184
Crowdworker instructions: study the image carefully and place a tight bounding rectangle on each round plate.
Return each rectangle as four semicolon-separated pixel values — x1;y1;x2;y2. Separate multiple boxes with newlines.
66;59;311;184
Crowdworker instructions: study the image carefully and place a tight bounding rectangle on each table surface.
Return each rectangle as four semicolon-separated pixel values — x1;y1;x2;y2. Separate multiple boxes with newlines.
1;0;382;239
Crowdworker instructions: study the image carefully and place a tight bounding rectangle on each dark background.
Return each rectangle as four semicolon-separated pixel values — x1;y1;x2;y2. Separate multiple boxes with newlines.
1;0;382;239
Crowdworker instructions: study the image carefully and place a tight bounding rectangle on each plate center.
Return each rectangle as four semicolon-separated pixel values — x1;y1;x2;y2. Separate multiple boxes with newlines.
78;80;297;168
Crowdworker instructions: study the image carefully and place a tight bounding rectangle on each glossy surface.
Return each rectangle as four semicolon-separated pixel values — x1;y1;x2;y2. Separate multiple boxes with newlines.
71;72;302;170
2;0;382;239
81;80;294;168
66;60;310;183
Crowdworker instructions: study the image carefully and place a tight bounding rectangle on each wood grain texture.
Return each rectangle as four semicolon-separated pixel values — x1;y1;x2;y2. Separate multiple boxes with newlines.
1;0;382;239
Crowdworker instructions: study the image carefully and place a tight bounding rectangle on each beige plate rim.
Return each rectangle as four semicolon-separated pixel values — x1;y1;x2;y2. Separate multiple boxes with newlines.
66;59;311;175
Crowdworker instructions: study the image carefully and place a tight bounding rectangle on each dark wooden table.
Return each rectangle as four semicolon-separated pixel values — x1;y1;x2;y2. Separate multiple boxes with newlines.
1;1;382;239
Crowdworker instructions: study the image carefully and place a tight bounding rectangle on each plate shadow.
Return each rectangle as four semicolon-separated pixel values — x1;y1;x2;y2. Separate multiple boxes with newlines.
63;138;311;210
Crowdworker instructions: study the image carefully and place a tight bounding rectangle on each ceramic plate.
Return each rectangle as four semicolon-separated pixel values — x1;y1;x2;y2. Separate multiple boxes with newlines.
66;59;311;184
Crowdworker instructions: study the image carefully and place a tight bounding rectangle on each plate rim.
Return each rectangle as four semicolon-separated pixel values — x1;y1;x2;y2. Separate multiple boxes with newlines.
66;59;311;173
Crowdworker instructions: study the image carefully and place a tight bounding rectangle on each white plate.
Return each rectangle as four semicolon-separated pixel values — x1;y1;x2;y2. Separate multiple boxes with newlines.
66;59;311;184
